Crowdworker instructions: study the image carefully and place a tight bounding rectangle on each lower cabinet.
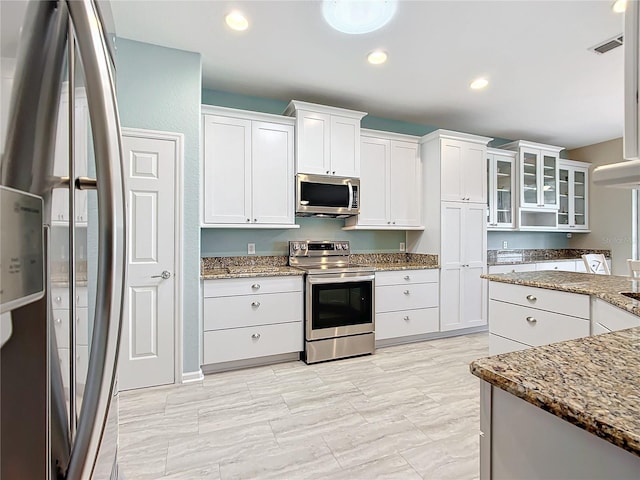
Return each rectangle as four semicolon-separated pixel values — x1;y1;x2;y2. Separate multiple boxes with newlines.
591;298;640;333
202;276;303;367
488;282;590;355
51;286;89;390
375;269;439;342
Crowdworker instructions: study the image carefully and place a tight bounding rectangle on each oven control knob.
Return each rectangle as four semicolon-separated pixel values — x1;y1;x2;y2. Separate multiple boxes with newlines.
293;243;300;251
335;244;342;250
342;243;349;251
300;244;307;250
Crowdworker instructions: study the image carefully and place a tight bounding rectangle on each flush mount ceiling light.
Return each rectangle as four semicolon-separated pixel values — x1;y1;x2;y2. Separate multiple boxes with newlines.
322;0;398;34
612;0;627;13
470;77;489;90
225;11;249;31
367;50;388;65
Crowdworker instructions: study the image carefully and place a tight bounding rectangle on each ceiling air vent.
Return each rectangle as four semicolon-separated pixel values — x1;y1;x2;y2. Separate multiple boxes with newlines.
589;34;623;54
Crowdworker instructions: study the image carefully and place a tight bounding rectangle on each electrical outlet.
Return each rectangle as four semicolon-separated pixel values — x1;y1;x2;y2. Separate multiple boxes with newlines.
502;241;508;249
399;242;406;252
566;233;572;238
248;243;256;255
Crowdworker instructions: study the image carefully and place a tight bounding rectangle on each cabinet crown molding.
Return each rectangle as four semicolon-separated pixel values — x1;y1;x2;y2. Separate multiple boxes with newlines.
283;100;367;119
360;128;420;143
201;104;294;125
501;140;564;153
558;158;592;168
487;147;517;157
420;129;492;145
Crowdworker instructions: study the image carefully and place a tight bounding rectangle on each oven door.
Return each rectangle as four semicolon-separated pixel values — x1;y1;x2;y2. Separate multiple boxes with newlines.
306;272;375;341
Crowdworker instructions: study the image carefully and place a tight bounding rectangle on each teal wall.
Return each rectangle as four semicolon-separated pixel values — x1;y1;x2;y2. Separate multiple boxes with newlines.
487;231;570;249
116;38;202;374
201;218;405;257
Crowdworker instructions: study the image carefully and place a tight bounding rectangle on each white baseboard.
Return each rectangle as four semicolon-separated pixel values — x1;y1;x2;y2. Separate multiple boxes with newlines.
181;369;204;384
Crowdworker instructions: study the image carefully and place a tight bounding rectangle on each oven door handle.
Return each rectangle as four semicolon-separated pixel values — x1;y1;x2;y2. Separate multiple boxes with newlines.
307;273;375;284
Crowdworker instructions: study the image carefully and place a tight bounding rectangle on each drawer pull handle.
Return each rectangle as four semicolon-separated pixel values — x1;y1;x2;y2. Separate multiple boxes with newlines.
55;296;62;303
251;301;260;308
403;316;410;321
403;290;410;295
404;275;410;281
251;333;261;340
526;316;537;323
526;295;537;302
251;284;260;290
55;318;62;324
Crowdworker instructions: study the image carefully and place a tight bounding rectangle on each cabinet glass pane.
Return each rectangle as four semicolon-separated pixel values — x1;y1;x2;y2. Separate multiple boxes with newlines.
558;168;569;225
496;159;512;224
522;152;538;204
573;170;586;225
542;154;557;205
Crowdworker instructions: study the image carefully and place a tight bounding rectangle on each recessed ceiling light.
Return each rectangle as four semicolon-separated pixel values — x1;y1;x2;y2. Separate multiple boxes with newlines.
470;77;489;90
612;0;627;13
323;0;398;35
367;50;388;65
225;11;249;31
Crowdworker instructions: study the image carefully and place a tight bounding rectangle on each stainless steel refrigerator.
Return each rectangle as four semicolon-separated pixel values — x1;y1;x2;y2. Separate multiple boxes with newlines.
0;1;126;478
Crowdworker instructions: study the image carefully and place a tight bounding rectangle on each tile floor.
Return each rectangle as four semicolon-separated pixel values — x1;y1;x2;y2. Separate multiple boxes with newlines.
118;332;489;479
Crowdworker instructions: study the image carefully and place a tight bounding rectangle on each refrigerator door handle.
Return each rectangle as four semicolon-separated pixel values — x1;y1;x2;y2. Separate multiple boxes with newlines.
65;1;126;479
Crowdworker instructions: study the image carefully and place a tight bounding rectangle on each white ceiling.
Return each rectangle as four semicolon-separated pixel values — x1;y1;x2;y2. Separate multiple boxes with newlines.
2;1;626;149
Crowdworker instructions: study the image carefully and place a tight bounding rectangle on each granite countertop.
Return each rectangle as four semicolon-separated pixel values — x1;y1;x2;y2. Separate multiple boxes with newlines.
487;248;611;266
482;270;640;317
201;253;439;279
470;327;640;457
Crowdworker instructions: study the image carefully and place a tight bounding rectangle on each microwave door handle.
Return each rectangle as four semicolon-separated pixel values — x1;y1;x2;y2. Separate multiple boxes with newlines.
347;181;353;210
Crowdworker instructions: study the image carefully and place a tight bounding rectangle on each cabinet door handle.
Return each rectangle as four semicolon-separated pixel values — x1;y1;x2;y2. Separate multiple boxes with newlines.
246;218;250;222
55;318;62;324
403;316;410;321
55;296;62;303
251;333;261;340
403;290;410;295
251;301;261;308
326;171;330;174
526;295;537;302
526;316;537;323
404;275;410;281
254;218;257;222
251;284;260;290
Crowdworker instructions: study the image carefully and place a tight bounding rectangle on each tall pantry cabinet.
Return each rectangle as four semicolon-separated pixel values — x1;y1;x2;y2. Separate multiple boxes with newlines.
408;130;492;332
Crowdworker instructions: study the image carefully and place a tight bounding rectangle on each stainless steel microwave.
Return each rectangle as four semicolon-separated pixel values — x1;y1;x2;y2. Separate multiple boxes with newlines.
296;174;360;218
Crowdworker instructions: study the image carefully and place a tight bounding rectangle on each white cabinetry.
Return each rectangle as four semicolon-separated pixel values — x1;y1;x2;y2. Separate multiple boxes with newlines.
408;130;492;333
487;148;516;230
591;298;640;334
375;269;439;343
344;130;422;230
488;282;590;354
488;263;537;274
284;100;366;177
51;286;89;390
201;106;297;228
202;276;303;367
558;159;590;231
502;140;564;230
52;84;89;225
535;260;576;272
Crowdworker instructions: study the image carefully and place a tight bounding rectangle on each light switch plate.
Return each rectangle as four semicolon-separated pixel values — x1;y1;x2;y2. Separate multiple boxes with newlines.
399;242;406;252
502;241;508;249
248;243;256;255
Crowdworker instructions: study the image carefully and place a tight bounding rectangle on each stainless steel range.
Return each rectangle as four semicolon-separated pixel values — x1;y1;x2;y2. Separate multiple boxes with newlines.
289;240;375;364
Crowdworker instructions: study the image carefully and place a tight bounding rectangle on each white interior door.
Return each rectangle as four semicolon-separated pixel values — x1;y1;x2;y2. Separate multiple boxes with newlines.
120;133;177;390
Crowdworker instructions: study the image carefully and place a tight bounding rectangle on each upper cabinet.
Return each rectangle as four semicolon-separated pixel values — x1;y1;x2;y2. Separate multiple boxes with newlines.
487;148;516;230
439;135;489;203
502;140;563;230
558;159;590;232
201;106;298;228
344;130;422;230
284;100;367;177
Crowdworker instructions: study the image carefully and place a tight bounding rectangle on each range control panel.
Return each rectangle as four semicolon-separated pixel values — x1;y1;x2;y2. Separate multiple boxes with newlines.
289;240;351;257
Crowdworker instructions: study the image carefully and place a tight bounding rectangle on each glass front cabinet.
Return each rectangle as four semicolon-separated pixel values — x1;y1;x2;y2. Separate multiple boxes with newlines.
558;159;590;231
487;148;516;230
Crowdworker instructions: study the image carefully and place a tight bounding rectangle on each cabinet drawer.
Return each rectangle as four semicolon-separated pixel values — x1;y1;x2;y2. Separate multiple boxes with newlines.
376;283;438;312
52;307;89;348
489;282;589;319
591;299;640;332
490;300;590;347
51;287;88;309
203;276;302;298
375;269;438;286
488;264;536;274
535;261;576;272
203;291;302;331
375;308;439;340
489;333;530;355
203;321;303;364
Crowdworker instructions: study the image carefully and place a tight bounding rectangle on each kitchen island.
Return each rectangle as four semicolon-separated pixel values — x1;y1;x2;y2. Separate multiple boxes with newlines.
471;271;640;479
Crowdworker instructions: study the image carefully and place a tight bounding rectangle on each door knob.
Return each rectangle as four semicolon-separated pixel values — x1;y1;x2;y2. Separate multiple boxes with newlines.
151;270;171;280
